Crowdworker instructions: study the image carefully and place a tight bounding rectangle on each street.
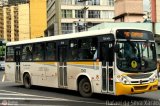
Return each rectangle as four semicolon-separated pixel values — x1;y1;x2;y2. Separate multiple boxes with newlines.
0;71;160;106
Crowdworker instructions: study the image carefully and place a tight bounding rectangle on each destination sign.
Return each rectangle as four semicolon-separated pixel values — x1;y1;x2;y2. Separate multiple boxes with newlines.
116;29;154;40
124;32;143;38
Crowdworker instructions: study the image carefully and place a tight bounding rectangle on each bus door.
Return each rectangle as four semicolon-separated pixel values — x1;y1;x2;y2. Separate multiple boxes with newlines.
15;48;21;82
99;40;114;93
58;45;68;88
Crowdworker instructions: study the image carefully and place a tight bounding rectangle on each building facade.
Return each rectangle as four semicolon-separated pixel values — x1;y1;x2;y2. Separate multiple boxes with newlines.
0;0;8;6
114;0;144;22
29;0;47;38
46;0;115;36
0;0;47;42
151;0;160;22
0;7;4;39
18;4;30;41
156;0;160;22
0;4;29;42
8;0;29;5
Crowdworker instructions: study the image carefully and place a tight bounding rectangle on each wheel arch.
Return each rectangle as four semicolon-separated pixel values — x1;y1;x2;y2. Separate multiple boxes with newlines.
22;71;32;84
76;74;94;92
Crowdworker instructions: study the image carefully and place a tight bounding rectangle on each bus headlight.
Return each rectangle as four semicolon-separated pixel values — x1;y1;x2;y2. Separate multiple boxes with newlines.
149;75;158;83
117;75;130;84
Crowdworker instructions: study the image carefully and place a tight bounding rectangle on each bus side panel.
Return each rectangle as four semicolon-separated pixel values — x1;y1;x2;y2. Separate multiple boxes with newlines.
21;62;38;85
5;62;16;82
67;62;102;93
21;62;59;88
44;62;59;88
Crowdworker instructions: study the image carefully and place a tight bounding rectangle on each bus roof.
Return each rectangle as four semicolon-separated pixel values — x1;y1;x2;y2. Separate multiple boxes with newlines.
6;27;152;46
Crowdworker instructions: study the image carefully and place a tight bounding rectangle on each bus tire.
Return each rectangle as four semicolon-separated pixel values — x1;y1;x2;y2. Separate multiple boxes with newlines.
23;73;31;89
78;78;92;97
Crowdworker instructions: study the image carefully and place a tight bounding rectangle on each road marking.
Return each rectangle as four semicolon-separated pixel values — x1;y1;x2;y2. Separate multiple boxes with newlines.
1;74;5;82
0;97;105;105
0;97;68;101
64;99;106;105
0;90;68;100
0;90;105;105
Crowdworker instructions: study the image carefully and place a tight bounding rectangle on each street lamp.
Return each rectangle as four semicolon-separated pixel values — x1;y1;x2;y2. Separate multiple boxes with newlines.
78;0;89;31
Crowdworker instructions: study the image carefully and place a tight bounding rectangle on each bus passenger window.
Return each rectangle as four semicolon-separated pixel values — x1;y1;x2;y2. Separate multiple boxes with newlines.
26;47;32;60
6;47;14;61
78;37;98;60
45;42;56;61
22;45;33;61
69;39;79;61
33;43;44;61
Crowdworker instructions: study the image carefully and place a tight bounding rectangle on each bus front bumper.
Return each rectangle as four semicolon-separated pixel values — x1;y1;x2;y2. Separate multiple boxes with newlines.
115;80;158;95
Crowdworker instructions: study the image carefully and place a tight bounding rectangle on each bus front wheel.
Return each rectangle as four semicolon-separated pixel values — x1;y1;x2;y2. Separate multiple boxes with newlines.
78;78;92;97
23;73;31;89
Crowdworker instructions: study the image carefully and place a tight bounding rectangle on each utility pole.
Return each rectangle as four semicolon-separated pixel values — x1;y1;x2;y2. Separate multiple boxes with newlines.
78;0;89;31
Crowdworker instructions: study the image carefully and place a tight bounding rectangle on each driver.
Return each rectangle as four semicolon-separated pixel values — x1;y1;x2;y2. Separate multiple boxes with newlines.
124;42;137;59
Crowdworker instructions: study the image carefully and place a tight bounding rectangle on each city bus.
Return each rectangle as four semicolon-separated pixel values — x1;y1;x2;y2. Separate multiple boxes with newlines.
4;28;158;97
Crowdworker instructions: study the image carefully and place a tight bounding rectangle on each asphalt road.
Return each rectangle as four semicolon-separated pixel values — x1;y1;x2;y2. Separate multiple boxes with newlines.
0;71;160;106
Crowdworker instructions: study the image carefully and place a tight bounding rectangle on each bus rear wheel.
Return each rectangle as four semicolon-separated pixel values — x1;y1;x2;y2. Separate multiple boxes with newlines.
23;73;31;89
78;78;92;97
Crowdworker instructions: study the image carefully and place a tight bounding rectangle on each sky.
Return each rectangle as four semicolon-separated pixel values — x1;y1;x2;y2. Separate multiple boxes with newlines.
143;0;150;12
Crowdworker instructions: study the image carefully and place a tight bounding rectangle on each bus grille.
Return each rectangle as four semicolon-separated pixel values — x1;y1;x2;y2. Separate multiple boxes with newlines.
134;85;148;90
127;73;152;79
131;80;149;84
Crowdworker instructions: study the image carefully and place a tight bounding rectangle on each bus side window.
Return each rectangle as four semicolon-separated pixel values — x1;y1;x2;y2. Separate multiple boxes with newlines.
69;39;79;61
45;42;56;61
22;45;33;61
6;47;14;61
78;37;98;60
33;43;44;61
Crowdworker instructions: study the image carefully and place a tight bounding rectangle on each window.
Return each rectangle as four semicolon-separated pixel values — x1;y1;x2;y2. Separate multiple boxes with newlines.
108;0;114;6
75;0;83;5
88;0;100;5
33;43;45;61
68;39;79;61
6;46;14;62
79;37;98;60
88;10;100;18
22;45;33;61
45;42;56;61
62;10;72;18
62;0;72;5
68;37;98;61
102;11;114;19
75;10;84;18
62;23;73;34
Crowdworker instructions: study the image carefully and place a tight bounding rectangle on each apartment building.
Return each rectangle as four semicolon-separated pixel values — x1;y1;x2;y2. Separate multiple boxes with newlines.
114;0;144;22
0;4;29;42
0;0;47;41
29;0;47;38
0;0;8;6
151;0;160;22
0;7;4;39
156;0;160;22
8;0;29;5
46;0;114;36
18;4;29;41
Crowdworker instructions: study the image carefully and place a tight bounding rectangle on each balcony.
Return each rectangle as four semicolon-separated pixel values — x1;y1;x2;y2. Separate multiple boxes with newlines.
14;29;19;32
14;20;18;23
14;7;18;11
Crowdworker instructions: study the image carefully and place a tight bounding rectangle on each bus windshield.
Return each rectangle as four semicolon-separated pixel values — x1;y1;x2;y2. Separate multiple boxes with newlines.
116;41;157;73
